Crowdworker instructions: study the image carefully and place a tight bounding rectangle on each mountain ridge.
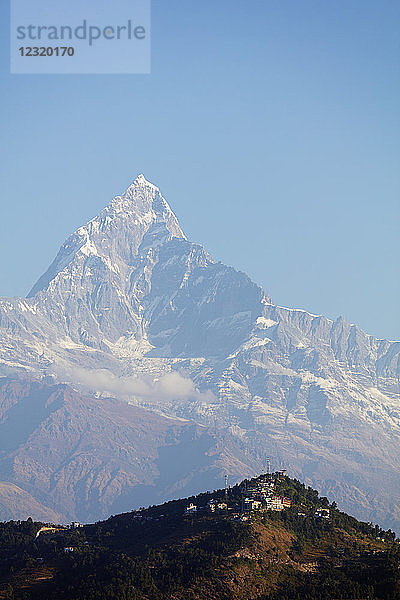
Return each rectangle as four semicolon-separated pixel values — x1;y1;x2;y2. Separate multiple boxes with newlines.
0;173;399;531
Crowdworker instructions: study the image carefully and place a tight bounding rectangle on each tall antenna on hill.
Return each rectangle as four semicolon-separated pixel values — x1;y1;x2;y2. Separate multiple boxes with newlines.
266;456;271;476
225;473;228;499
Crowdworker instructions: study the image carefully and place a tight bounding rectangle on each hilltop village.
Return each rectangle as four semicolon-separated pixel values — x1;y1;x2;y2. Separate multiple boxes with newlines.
30;470;334;556
184;470;330;522
0;471;399;600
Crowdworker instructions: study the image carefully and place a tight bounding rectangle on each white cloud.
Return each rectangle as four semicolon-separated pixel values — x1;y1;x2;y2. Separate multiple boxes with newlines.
59;366;215;403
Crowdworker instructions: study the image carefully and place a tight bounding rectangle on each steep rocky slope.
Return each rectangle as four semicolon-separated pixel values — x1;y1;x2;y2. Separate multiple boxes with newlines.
0;174;399;529
0;483;62;523
0;376;259;522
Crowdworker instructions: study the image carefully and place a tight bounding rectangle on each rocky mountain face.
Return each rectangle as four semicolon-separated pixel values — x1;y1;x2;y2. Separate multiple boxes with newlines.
0;174;399;529
0;376;259;522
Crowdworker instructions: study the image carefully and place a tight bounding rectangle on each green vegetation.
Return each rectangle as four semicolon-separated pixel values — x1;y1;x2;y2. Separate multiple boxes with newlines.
0;474;399;600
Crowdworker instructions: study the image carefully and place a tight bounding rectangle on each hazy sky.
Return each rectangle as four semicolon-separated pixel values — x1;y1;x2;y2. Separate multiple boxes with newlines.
0;0;399;340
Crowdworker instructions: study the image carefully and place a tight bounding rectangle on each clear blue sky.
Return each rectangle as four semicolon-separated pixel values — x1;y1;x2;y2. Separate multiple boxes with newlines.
0;0;399;340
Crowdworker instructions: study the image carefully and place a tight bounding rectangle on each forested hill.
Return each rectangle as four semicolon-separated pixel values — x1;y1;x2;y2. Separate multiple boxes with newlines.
0;473;399;600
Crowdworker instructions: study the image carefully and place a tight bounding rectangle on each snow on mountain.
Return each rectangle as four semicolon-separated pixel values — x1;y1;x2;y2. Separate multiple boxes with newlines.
0;174;399;529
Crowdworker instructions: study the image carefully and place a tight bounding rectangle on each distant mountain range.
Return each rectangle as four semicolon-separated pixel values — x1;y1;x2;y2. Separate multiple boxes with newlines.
0;174;399;529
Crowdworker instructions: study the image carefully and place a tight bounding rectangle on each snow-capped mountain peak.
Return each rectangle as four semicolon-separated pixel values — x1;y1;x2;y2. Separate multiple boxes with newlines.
134;172;160;189
111;174;184;230
27;175;186;298
1;174;400;532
